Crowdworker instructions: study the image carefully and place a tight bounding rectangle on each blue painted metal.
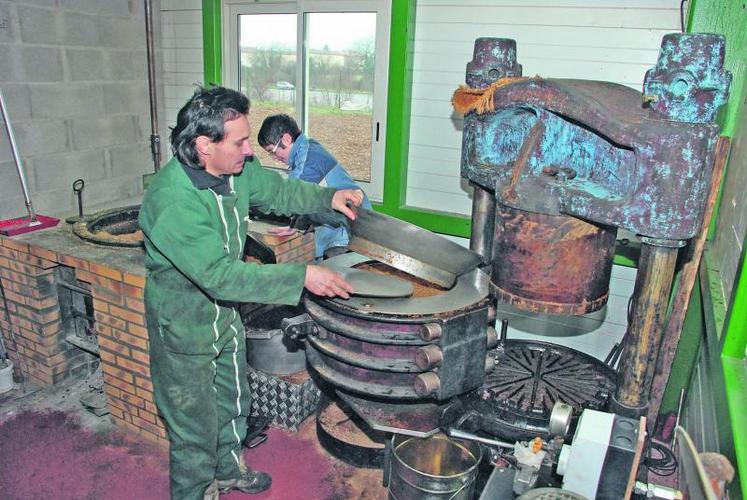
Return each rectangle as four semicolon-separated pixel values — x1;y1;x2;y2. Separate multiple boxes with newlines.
461;34;731;242
644;33;732;123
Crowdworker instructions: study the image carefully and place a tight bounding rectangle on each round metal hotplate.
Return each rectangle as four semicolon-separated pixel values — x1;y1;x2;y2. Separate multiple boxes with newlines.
319;252;490;319
469;340;616;440
72;205;143;248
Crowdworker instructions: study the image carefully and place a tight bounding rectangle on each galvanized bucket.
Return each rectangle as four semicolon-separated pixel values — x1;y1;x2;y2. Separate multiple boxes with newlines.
388;434;482;500
0;360;14;394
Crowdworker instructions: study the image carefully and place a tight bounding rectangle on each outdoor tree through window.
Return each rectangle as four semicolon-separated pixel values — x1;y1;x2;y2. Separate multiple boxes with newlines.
227;1;390;200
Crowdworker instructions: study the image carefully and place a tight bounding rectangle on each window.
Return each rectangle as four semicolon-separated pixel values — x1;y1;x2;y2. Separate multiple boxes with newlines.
224;0;391;201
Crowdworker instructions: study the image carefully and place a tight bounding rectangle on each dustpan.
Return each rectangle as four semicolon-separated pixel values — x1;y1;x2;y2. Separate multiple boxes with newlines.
0;88;60;236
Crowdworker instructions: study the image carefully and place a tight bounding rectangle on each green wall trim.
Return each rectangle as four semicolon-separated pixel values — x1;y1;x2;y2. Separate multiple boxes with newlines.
687;0;747;238
372;202;471;237
382;0;417;211
722;251;747;357
722;356;747;497
202;0;222;86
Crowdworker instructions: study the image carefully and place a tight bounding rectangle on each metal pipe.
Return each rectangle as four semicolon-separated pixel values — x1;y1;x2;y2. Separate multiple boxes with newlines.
144;0;161;172
469;184;496;261
447;428;514;449
0;88;36;221
612;240;680;416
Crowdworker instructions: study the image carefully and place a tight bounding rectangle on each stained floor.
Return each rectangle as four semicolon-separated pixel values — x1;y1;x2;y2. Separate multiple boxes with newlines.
0;377;385;500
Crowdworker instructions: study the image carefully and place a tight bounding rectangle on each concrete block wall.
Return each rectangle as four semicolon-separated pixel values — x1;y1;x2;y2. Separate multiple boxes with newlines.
0;0;165;220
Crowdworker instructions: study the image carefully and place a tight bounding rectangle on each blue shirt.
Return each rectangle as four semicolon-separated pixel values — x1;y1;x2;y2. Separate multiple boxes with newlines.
287;133;371;257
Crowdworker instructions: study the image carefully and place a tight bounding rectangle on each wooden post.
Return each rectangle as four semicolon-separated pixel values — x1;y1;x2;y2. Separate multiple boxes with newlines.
646;136;731;428
612;241;680;416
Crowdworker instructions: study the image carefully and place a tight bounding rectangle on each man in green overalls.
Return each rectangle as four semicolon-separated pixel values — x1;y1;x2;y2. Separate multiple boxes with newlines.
139;86;363;500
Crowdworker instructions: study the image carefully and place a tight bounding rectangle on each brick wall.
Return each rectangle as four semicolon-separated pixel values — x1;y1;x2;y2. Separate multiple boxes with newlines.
0;235;166;444
0;228;316;446
0;238;82;386
75;263;166;444
246;229;317;264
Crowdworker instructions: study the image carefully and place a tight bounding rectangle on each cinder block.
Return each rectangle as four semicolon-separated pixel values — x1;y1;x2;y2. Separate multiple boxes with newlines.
109;145;153;178
17;5;60;45
0;46;63;83
66;175;142;209
13;119;70;158
62;11;99;46
98;16;144;49
0;3;15;43
0;46;15;82
31;149;107;191
61;0;133;17
15;0;57;6
103;82;149;115
104;50;136;81
0;84;32;120
66;48;105;81
21;46;64;82
30;83;105;118
0;160;35;200
71;115;138;150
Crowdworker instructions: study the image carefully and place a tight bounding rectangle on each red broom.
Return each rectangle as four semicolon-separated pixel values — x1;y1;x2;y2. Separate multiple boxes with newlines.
0;88;59;236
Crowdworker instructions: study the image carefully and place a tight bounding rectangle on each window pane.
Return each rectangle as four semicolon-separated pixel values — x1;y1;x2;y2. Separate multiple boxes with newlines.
239;14;296;169
305;12;377;183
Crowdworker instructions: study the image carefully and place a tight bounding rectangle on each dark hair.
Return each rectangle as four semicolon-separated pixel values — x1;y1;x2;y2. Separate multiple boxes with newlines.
257;114;301;149
170;85;250;169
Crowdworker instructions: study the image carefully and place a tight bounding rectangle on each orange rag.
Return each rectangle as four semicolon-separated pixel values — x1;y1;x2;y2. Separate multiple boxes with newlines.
451;76;532;115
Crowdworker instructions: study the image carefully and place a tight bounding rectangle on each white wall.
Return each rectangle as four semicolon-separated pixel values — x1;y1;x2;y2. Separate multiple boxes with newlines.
405;0;682;216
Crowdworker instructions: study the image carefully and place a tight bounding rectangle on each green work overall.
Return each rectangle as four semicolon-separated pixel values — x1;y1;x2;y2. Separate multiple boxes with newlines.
139;157;334;499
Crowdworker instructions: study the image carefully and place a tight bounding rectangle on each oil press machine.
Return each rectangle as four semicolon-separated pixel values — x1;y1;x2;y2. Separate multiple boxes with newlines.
458;32;730;419
280;31;731;497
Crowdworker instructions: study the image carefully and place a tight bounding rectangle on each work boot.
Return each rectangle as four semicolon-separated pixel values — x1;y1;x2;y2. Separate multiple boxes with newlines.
216;457;272;494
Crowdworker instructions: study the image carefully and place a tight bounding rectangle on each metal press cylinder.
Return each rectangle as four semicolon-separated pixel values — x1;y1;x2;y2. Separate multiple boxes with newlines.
491;204;618;315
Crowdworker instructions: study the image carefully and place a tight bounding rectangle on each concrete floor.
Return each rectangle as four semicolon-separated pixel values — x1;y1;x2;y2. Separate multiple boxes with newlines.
0;374;386;500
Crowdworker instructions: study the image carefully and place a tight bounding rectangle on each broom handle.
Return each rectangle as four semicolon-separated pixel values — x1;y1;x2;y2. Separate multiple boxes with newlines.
0;88;36;221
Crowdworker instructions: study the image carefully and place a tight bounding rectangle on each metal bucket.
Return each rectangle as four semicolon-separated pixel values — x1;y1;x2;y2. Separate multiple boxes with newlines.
388;434;482;500
0;360;14;394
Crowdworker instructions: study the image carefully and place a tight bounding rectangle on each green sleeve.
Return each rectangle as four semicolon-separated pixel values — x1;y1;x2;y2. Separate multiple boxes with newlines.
243;161;337;215
145;190;307;305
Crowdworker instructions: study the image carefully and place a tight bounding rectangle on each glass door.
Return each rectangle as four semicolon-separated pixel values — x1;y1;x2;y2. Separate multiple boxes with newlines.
225;1;390;200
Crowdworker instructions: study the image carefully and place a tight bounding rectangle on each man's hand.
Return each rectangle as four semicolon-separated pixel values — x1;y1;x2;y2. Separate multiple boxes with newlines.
305;265;354;299
331;189;364;221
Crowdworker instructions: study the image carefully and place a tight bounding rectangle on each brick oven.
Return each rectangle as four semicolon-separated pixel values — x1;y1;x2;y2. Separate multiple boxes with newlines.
0;222;316;445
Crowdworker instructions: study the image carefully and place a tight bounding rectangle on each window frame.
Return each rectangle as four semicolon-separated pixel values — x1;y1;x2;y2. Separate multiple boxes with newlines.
220;0;391;201
204;0;471;236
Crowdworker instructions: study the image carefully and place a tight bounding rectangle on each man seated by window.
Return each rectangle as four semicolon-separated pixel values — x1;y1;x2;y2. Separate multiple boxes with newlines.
258;114;372;260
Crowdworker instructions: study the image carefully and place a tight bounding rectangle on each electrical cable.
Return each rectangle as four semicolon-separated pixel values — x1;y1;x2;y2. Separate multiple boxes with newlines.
644;439;678;477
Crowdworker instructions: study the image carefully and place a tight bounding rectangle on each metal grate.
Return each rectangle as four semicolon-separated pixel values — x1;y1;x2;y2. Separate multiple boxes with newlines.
484;340;615;418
